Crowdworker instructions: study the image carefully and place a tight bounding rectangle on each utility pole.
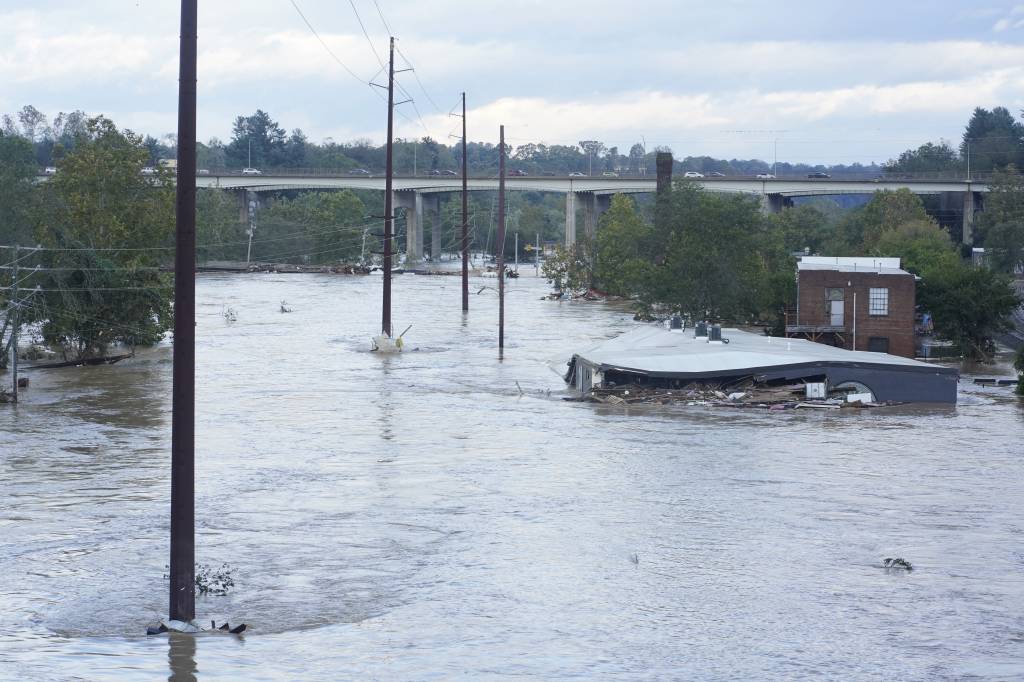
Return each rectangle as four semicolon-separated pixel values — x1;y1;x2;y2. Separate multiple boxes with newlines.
461;92;469;312
169;0;198;624
497;125;506;352
9;244;18;403
245;194;256;265
382;36;396;338
535;232;540;277
514;232;518;272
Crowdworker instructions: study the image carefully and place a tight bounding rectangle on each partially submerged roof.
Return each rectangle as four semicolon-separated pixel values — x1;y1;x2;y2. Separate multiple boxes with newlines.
798;256;910;276
571;326;958;403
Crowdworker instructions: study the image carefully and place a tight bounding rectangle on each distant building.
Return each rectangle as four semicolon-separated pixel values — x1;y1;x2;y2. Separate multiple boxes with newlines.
785;256;916;358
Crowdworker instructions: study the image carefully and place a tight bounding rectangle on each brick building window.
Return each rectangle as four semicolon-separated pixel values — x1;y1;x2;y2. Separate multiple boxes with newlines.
869;287;888;316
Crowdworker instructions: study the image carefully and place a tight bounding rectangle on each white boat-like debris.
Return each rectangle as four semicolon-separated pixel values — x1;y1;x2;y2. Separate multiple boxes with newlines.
566;323;958;404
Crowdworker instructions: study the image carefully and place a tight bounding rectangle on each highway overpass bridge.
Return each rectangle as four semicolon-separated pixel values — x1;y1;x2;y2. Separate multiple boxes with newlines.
192;173;989;263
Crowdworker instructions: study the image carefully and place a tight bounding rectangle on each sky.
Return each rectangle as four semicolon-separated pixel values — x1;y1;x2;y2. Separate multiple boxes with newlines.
2;0;1023;165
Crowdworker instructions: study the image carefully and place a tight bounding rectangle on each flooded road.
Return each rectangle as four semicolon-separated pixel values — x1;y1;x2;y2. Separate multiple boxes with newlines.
1;273;1023;680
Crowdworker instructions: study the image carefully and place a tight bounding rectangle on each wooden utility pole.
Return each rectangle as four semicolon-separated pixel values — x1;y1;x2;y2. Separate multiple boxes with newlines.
497;125;506;351
170;0;198;623
461;92;469;312
382;36;396;337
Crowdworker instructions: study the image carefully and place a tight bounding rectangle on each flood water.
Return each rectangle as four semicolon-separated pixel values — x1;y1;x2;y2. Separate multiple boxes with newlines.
1;273;1023;680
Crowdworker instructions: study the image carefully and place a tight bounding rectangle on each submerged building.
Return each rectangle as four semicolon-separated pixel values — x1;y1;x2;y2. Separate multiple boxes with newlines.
785;256;916;358
567;324;958;404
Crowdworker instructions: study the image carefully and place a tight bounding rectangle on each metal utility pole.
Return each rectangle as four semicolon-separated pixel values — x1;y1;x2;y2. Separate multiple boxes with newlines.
382;36;396;337
535;232;540;277
497;125;506;351
461;92;469;312
169;0;198;624
514;232;518;272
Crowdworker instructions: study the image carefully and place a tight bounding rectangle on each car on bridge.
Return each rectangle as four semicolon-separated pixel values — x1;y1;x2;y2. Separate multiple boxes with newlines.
349;168;370;175
807;171;831;179
241;167;263;176
441;170;458;176
709;171;726;177
756;173;775;179
602;171;619;177
683;171;704;178
510;169;528;176
569;172;586;177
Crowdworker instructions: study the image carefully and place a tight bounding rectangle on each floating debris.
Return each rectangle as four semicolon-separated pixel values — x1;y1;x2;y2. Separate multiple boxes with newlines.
883;557;913;571
146;620;246;636
280;300;292;313
222;306;238;323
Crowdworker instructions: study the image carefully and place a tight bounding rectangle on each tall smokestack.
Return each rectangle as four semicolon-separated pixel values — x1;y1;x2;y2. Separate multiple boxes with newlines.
656;151;673;195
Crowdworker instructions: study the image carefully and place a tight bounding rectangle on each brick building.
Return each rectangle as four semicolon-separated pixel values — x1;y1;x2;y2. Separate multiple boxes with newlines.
784;256;917;358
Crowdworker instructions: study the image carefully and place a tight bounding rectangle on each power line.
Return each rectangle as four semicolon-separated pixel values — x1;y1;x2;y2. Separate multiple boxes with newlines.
348;0;386;70
396;46;444;116
371;0;393;36
288;0;370;85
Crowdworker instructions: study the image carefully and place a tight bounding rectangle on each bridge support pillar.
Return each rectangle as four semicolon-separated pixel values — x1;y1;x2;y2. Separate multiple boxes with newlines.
962;190;976;246
596;194;612;228
425;194;442;261
760;193;786;215
394;191;423;264
565;192;578;247
237;189;252;224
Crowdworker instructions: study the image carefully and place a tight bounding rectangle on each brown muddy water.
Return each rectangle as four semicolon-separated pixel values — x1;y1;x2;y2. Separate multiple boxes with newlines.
1;273;1023;681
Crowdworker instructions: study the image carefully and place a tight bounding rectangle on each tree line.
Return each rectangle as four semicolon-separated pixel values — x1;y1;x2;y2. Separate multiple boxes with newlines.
545;178;1021;359
5;105;881;178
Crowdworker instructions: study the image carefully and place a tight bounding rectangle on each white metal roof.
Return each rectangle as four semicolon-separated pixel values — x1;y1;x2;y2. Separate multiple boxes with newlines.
576;325;934;376
797;256;909;276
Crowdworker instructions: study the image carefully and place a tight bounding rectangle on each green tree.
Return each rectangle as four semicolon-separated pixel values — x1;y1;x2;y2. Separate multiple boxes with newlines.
196;189;246;262
977;166;1024;272
961;106;1024;172
917;262;1020;359
226;110;287;168
768;203;835;255
648;183;766;320
257;190;367;264
836;189;932;252
29;116;175;359
543;238;594;294
593;195;652;296
884;141;961;175
873;219;960;275
0;131;38;246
